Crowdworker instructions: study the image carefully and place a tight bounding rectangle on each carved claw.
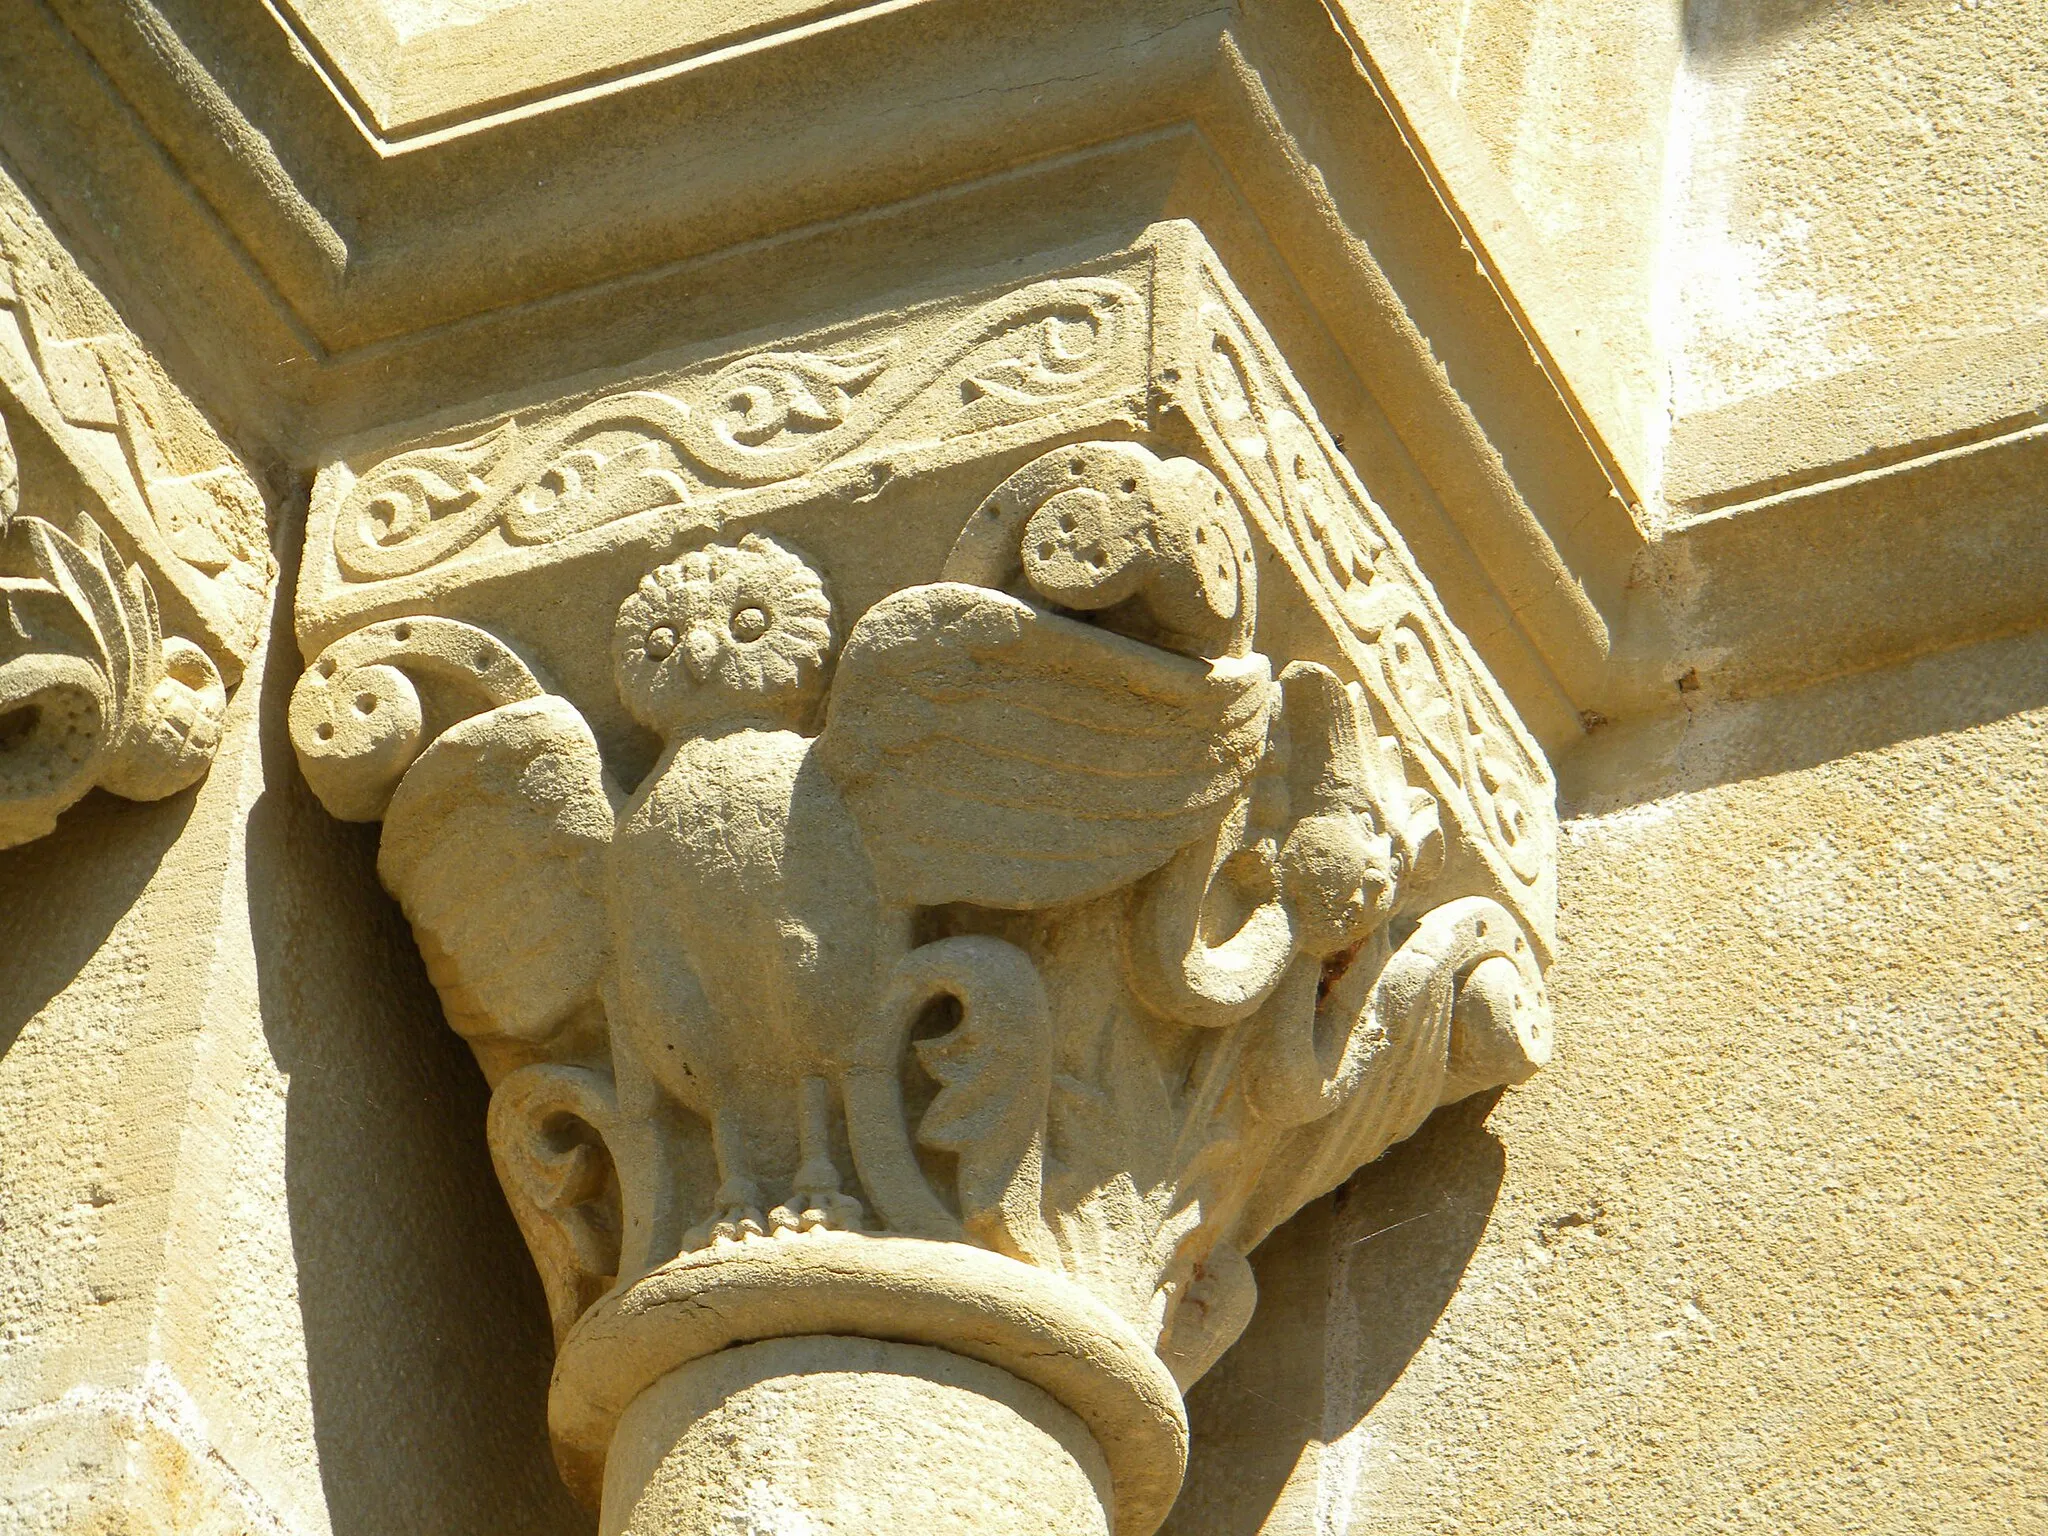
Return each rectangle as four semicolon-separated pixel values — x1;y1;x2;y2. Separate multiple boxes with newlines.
771;1075;867;1234
688;1197;769;1250
684;1142;770;1249
768;1189;865;1235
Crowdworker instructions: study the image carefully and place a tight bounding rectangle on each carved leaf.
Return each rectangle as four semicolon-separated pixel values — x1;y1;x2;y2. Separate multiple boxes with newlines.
964;307;1115;403
697;346;890;450
1233;896;1551;1251
817;582;1275;910
488;1064;624;1346
380;695;619;1061
0;512;228;845
902;936;1059;1266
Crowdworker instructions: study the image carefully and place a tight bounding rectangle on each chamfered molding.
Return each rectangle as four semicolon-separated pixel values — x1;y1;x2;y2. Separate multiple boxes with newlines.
285;221;1557;1533
0;158;271;847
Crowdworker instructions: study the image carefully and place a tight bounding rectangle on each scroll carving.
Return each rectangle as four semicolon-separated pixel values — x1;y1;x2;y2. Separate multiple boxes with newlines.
284;223;1561;1536
327;276;1143;583
1185;297;1557;921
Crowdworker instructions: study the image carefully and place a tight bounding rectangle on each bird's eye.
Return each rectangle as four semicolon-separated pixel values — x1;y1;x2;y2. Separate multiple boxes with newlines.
644;625;678;660
730;606;770;642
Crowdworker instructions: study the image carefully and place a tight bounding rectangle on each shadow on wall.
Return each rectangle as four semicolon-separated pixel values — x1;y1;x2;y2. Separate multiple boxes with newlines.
1682;0;1866;60
1167;1091;1508;1536
1560;627;2048;816
243;538;593;1536
0;787;195;1062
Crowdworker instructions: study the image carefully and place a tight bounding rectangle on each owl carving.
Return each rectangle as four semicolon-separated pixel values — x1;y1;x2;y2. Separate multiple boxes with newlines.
372;453;1287;1264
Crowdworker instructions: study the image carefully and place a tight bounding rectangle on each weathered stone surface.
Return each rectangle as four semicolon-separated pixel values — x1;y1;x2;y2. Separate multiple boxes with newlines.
277;226;1557;1533
603;1337;1113;1536
0;159;272;852
0;3;2043;1533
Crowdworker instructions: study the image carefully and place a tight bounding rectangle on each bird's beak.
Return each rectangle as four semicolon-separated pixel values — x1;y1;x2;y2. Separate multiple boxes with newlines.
683;627;720;682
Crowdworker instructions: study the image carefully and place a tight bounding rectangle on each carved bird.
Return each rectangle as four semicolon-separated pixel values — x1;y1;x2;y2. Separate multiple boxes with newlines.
374;493;1276;1256
605;533;879;1243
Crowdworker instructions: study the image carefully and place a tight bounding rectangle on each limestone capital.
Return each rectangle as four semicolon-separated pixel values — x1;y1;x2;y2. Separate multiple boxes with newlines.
0;170;273;848
287;222;1557;1535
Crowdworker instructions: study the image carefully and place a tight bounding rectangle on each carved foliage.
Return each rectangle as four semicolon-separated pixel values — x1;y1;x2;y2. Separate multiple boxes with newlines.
0;438;228;848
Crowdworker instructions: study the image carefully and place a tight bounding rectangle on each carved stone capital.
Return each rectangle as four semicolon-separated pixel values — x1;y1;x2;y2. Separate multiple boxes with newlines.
0;171;273;847
0;418;228;847
288;222;1557;1536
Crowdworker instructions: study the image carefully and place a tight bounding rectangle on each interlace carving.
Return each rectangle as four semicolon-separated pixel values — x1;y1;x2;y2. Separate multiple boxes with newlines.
0;179;272;656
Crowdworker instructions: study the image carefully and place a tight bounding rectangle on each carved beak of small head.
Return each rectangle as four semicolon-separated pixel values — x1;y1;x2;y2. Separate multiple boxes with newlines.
683;626;720;682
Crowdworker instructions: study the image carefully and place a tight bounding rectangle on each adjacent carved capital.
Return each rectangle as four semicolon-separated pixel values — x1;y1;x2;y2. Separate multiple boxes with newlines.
0;169;271;847
288;224;1557;1535
0;418;227;847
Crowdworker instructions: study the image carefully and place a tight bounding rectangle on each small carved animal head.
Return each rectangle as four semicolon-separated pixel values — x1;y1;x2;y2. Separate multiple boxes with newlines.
613;532;834;736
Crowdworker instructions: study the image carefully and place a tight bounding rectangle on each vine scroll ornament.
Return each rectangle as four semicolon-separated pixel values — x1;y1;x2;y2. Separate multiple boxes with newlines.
287;225;1557;1536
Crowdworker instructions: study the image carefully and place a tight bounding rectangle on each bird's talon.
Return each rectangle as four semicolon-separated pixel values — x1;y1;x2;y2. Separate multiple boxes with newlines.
686;1204;769;1251
795;1190;865;1233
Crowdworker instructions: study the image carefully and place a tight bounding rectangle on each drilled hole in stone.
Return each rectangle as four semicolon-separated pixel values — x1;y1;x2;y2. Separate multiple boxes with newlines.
317;659;336;679
1068;458;1085;476
1120;477;1137;493
314;722;334;742
394;622;413;642
353;693;378;715
0;706;40;752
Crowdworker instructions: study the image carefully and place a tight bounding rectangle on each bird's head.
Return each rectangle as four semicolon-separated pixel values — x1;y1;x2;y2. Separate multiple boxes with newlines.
613;532;834;737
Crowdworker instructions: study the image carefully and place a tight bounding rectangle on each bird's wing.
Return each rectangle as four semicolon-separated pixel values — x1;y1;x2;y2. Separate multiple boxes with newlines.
380;695;619;1062
817;582;1273;910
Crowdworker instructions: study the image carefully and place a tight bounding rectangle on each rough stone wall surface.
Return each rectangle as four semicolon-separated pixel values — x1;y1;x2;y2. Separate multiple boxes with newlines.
0;2;2042;1532
1401;0;2048;471
1663;0;2048;419
1179;626;2048;1533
